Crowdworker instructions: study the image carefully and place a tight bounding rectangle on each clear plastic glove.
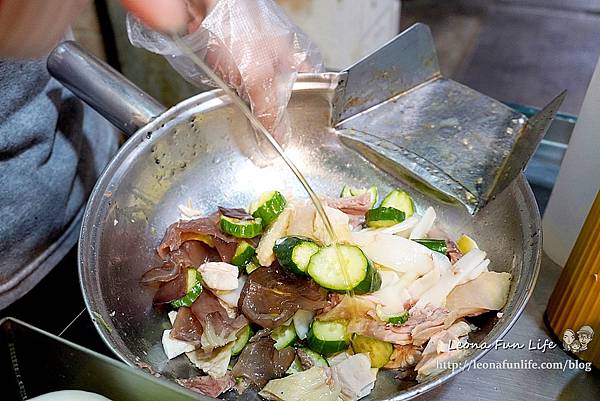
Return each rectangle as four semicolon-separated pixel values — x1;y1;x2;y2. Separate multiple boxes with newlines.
127;0;323;142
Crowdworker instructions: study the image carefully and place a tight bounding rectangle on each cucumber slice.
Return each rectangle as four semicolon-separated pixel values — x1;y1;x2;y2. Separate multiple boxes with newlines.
340;185;378;207
232;325;252;356
340;185;354;198
307;244;369;292
366;207;406;228
231;241;256;267
271;323;297;351
381;190;415;217
413;239;448;254
375;305;410;325
220;215;263;238
170;269;203;308
351;334;393;368
457;234;479;254
307;320;351;355
299;347;329;367
245;258;260;274
274;236;320;275
286;356;304;374
249;191;287;226
352;261;382;295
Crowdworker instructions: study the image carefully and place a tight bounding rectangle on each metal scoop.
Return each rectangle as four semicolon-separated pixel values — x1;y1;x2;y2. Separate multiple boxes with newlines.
332;23;565;214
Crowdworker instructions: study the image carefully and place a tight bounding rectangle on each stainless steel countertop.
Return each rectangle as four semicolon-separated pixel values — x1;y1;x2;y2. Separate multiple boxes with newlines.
417;254;600;401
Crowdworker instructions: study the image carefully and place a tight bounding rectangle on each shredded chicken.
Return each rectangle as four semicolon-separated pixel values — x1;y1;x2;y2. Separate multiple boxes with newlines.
324;192;372;216
185;342;234;378
177;373;235;397
409;305;460;346
332;354;377;401
415;321;472;381
446;240;463;264
198;262;239;291
347;318;412;345
313;206;352;244
384;344;423;369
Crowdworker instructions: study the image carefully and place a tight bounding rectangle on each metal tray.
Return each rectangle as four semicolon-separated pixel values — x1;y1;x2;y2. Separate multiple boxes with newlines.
0;318;203;401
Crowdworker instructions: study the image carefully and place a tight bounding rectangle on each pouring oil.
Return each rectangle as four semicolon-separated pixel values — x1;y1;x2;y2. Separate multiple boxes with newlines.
172;35;359;309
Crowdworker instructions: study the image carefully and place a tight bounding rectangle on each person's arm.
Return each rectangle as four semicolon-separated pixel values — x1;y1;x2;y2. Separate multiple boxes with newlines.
0;0;322;140
0;0;195;58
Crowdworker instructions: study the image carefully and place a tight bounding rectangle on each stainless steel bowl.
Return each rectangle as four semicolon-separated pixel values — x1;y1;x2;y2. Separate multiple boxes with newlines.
48;42;540;400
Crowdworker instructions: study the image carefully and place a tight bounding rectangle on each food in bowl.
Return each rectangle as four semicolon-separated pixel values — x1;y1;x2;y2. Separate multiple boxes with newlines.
141;187;511;399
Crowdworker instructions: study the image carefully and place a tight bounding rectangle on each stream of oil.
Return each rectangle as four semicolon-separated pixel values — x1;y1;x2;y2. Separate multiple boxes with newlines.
172;35;359;307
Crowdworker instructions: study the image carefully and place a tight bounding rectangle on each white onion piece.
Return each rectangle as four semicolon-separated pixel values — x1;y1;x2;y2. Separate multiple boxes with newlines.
162;329;195;359
351;231;434;274
379;216;420;237
168;311;177;325
409;207;436;239
415;249;486;308
359;270;411;315
408;265;441;300
459;258;490;285
452;249;487;273
214;275;247;307
293;309;315;340
432;251;452;274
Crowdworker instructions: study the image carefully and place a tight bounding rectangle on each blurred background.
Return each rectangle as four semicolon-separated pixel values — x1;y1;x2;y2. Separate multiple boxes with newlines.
73;0;600;114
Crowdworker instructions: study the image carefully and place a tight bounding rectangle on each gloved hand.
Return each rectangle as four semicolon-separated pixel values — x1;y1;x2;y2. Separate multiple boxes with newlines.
127;0;323;142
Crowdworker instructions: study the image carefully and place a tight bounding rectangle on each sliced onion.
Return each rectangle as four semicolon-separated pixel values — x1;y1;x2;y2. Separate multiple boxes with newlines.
409;207;436;239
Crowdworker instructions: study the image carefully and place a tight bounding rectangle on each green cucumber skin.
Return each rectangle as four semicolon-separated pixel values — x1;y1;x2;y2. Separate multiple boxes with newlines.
340;185;354;198
170;270;203;308
307;331;349;356
307;245;368;292
271;324;298;351
366;207;406;228
231;241;256;267
413;239;448;255
286;357;304;374
387;311;410;325
220;216;263;238
245;261;260;274
252;191;287;226
352;261;382;295
340;185;378;207
231;325;252;356
274;236;319;276
299;347;329;367
306;321;350;356
381;190;415;217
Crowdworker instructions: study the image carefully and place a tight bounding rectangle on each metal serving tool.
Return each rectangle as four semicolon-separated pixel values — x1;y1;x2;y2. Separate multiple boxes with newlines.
333;23;565;214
